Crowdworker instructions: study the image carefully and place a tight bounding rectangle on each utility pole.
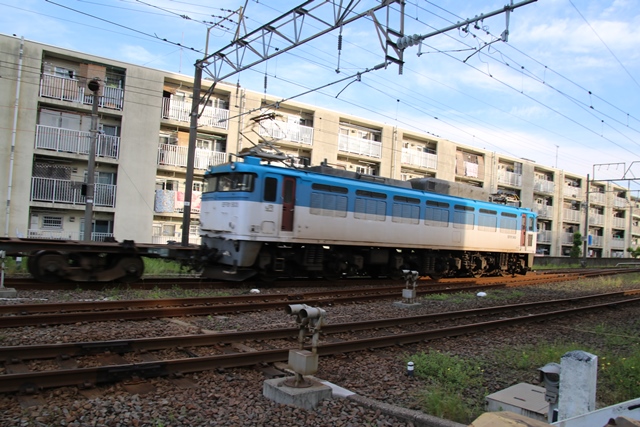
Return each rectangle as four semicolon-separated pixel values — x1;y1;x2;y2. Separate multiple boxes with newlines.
582;174;590;264
83;78;101;242
180;64;203;247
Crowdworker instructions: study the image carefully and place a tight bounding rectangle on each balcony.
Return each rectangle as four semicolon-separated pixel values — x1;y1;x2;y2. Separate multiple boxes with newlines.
590;192;606;205
562;209;581;222
533;179;554;194
39;74;124;110
31;177;116;208
614;197;628;208
589;213;604;226
561;232;576;245
258;120;313;145
338;134;382;158
157;144;227;170
458;161;481;179
563;185;582;199
161;98;229;130
537;230;552;243
154;190;202;214
590;235;603;247
610;238;626;249
612;217;626;229
27;229;114;241
535;204;554;219
497;170;522;187
401;148;437;170
35;125;120;159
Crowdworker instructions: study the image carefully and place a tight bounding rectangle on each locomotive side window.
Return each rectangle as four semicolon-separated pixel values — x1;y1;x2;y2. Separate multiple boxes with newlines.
356;190;387;199
312;183;348;194
528;216;536;232
264;177;277;202
425;200;449;227
216;173;255;192
500;212;517;234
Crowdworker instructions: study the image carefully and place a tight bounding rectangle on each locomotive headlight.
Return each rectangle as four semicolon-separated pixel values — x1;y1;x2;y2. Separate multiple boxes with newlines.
229;221;235;229
230;162;236;170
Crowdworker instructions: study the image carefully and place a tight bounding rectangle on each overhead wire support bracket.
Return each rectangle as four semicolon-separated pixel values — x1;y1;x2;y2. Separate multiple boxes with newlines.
199;0;405;85
396;0;537;51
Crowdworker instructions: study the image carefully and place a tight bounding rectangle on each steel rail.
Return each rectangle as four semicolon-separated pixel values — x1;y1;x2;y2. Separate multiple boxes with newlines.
0;284;510;327
0;282;505;314
2;289;640;362
2;295;639;393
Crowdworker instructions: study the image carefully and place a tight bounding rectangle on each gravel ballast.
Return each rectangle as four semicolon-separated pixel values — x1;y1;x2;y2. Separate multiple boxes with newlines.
1;275;639;426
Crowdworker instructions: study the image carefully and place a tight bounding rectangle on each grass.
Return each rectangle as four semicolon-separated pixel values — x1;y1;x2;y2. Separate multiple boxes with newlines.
142;258;197;276
0;256;195;277
406;314;640;423
0;256;28;275
406;351;485;423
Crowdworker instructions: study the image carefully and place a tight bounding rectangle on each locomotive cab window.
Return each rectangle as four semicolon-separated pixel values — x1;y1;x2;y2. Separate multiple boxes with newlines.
206;173;256;192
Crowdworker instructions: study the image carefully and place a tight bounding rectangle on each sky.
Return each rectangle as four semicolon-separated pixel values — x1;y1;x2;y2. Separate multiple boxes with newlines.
2;0;640;193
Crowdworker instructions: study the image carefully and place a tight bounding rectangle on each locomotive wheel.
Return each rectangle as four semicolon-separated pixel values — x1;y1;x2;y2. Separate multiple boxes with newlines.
115;256;145;283
28;251;68;283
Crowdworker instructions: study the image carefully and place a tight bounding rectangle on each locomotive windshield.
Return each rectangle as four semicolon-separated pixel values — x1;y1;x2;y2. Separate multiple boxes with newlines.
204;173;256;193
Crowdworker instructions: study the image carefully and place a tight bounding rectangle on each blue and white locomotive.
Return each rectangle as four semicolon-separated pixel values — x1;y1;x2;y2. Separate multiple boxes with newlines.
199;153;537;281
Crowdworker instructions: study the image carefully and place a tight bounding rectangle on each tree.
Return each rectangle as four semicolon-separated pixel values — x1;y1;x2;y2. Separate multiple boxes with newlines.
570;232;583;258
627;247;640;259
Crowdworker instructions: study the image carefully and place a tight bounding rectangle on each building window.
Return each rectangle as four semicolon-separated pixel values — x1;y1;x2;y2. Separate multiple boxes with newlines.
42;216;63;229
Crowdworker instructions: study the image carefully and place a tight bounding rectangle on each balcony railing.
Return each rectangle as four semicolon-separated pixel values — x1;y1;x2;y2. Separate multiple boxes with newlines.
589;213;604;226
31;177;116;207
533;179;554;194
614;197;628;208
562;232;576;245
154;190;202;214
612;217;626;229
27;229;114;241
497;170;522;187
161;98;229;130
535;204;554;219
338;134;382;158
563;185;582;199
35;125;120;159
590;235;603;247
610;238;626;249
258;120;313;145
157;144;227;170
537;230;552;243
401;148;437;170
39;74;124;110
590;192;606;205
562;209;581;222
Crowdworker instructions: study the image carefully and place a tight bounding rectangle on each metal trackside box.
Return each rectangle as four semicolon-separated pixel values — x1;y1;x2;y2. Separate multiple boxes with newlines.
288;350;318;375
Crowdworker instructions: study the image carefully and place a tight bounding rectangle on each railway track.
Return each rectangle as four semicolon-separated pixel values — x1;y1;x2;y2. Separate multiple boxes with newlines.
2;289;640;394
4;267;638;290
0;282;510;327
1;270;637;328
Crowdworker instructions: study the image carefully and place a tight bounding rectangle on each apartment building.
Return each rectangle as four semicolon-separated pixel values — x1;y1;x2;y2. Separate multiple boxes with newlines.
1;34;638;257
